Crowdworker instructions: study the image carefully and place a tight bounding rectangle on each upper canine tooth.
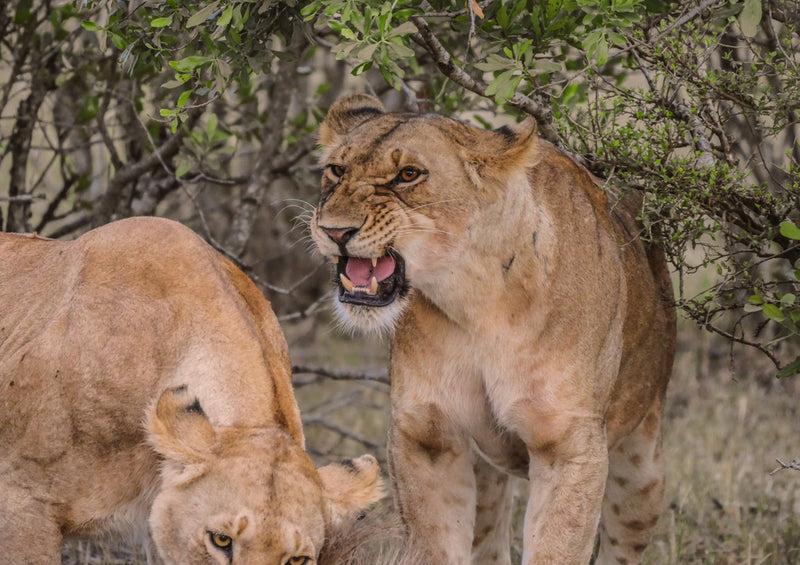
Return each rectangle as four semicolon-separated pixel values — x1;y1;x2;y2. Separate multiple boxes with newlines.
370;276;378;295
371;257;378;268
333;255;340;264
339;273;354;293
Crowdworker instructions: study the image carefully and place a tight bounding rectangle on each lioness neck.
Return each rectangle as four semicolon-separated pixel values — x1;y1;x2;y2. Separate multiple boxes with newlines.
414;169;556;330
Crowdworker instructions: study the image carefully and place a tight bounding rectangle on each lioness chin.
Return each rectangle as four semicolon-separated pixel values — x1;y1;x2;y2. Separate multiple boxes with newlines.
0;217;382;565
310;94;676;565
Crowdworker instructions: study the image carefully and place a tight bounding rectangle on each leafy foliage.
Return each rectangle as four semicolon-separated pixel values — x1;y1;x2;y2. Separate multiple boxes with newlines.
1;0;798;376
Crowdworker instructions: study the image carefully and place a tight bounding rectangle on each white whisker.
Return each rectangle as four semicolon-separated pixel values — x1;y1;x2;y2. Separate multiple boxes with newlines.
404;198;459;213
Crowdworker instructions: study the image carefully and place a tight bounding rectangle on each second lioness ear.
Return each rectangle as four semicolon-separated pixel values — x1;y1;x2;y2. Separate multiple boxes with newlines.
146;386;216;483
318;454;384;526
319;94;386;147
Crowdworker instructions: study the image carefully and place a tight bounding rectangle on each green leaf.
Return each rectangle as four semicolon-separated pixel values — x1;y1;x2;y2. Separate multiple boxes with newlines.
780;220;800;240
781;293;796;306
151;15;173;28
386;21;418;38
170;56;211;72
187;1;220;28
177;89;192;108
109;32;127;50
475;54;514;72
206;113;218;137
762;303;784;321
218;5;233;27
748;294;764;304
386;41;415;60
175;160;192;178
777;355;800;378
530;60;562;74
81;20;102;31
583;30;609;65
739;0;762;38
354;42;379;62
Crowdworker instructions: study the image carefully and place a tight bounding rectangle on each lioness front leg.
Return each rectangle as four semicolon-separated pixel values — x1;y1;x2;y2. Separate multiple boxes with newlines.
521;420;609;564
388;413;476;563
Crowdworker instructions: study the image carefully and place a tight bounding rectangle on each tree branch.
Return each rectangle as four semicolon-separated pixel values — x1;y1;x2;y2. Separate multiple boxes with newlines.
223;27;310;258
93;108;201;227
409;15;560;145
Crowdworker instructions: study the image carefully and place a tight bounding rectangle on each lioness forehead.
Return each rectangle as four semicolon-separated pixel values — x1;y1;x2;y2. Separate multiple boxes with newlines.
329;114;455;162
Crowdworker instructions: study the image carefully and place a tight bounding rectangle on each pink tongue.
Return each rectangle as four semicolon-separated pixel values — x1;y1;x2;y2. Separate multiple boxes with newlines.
345;256;396;286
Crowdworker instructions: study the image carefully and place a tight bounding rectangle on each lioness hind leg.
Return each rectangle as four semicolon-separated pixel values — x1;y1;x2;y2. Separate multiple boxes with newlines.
595;398;665;565
471;455;514;565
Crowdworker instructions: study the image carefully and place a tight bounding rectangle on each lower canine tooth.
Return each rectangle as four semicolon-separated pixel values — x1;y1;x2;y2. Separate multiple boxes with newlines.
339;273;354;292
370;276;378;295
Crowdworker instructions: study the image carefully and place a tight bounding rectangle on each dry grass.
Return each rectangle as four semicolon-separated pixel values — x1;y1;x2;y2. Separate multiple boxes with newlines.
61;319;800;564
643;326;800;564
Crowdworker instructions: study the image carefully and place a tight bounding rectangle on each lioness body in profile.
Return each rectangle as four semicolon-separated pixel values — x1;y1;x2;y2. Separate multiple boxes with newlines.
0;217;382;565
310;95;676;564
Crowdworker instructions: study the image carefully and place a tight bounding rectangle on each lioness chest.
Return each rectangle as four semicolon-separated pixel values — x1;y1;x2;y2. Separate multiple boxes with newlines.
390;294;611;478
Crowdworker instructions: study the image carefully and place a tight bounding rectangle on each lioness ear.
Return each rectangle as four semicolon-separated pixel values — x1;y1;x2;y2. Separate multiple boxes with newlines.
457;117;541;189
319;94;385;147
318;454;384;526
147;386;216;472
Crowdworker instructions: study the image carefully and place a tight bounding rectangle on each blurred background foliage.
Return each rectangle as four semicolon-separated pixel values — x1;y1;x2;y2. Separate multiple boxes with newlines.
2;1;800;561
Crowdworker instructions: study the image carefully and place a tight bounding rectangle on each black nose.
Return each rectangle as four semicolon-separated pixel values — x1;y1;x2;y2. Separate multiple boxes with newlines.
320;226;359;245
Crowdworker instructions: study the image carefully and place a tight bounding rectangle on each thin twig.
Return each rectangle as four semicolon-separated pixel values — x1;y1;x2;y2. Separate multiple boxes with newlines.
293;364;390;386
770;458;800;475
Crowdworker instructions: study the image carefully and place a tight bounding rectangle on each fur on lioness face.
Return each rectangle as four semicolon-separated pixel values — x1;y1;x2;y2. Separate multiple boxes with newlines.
311;95;676;564
0;217;382;565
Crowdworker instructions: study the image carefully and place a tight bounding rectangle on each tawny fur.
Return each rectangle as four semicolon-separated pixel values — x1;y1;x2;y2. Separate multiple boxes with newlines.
0;217;382;565
311;95;676;564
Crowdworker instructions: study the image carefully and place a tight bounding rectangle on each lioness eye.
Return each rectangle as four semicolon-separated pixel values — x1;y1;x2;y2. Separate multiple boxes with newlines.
329;164;345;178
397;167;420;183
286;557;310;565
209;532;232;550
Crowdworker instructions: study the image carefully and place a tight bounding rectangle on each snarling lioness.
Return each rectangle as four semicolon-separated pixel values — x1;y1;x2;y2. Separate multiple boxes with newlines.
310;94;676;564
0;217;382;565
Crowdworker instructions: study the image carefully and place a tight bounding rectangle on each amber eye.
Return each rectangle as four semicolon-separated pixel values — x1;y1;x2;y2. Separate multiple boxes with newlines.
396;167;421;183
329;164;345;178
286;557;310;565
209;531;232;551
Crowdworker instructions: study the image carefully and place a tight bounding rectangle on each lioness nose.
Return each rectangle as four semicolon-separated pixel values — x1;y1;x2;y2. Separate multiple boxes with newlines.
320;226;359;245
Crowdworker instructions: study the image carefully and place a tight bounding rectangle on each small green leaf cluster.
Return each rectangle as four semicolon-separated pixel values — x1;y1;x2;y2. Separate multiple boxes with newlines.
174;113;235;178
82;0;302;129
745;221;800;377
302;1;418;88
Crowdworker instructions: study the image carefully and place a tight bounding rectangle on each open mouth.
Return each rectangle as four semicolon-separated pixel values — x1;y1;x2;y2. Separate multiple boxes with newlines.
333;251;406;307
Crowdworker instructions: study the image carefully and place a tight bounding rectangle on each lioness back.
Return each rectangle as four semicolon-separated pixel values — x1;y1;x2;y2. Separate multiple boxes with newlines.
310;94;675;565
0;217;382;565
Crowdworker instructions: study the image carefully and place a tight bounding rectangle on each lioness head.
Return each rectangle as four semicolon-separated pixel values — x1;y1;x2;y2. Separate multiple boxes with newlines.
310;94;538;333
147;387;382;565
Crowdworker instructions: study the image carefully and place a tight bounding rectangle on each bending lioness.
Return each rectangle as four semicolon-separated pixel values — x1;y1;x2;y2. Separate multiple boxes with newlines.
0;217;382;565
310;95;676;564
